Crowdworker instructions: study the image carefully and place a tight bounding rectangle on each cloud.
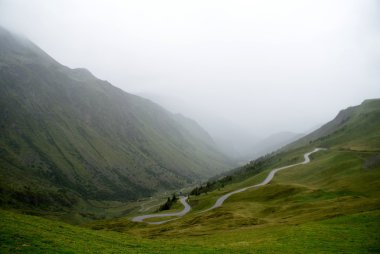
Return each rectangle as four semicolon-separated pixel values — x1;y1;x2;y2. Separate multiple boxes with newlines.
0;0;379;140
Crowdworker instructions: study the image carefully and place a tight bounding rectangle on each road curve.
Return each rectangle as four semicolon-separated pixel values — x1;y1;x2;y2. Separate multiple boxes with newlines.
131;148;325;224
131;196;190;225
202;148;326;212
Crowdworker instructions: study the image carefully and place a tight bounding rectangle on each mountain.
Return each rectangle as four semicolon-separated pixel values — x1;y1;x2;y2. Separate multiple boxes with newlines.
173;113;216;146
138;92;260;159
0;26;232;211
245;131;304;160
283;99;380;151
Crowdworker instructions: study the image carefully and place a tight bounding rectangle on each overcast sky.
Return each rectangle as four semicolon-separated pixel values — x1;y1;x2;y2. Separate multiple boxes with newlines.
1;0;379;140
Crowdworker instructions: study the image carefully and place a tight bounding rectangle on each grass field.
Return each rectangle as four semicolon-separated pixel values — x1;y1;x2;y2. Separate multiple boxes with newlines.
2;146;378;253
1;204;379;253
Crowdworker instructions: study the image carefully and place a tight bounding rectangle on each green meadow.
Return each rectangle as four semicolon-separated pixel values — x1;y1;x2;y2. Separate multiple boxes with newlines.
2;146;379;253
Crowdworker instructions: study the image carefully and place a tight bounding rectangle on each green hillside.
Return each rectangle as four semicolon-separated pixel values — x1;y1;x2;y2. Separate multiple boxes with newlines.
0;26;232;214
212;99;380;186
284;99;380;151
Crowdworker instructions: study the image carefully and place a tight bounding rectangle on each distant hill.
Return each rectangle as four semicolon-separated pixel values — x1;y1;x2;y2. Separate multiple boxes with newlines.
138;92;260;159
245;131;304;160
283;99;380;151
0;26;232;211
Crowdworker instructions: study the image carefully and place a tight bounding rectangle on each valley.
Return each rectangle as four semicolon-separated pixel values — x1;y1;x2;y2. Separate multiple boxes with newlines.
0;10;379;253
2;144;380;253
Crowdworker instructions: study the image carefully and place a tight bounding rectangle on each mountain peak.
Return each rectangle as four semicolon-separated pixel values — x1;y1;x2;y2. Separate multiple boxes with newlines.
0;26;59;68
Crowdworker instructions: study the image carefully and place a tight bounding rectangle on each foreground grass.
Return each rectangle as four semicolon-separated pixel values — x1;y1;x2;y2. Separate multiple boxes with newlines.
1;208;379;253
0;209;225;253
175;209;380;253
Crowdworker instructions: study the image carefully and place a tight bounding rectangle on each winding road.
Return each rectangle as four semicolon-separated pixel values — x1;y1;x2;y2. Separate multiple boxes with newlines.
131;148;325;224
131;196;191;225
202;147;325;212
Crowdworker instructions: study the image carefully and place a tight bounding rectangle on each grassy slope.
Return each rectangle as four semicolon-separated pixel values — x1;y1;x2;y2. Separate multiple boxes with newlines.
2;146;380;254
284;99;380;151
93;148;380;227
1;147;379;252
0;209;224;254
1;202;379;253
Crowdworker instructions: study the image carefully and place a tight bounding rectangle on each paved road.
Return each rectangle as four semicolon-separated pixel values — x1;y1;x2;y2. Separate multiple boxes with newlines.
132;148;325;223
202;148;325;212
131;196;191;225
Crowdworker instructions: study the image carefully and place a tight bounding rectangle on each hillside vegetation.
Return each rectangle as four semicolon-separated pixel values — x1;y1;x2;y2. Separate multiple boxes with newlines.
0;26;232;214
284;98;380;151
1;208;379;253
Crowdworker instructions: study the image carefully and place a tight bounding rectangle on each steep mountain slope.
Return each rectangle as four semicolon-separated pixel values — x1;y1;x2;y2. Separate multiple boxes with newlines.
0;26;232;210
173;113;216;149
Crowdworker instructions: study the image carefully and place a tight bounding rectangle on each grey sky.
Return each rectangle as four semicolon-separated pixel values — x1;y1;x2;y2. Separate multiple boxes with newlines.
1;0;379;141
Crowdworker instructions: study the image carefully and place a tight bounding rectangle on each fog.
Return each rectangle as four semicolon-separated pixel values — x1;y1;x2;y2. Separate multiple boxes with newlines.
1;0;379;157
